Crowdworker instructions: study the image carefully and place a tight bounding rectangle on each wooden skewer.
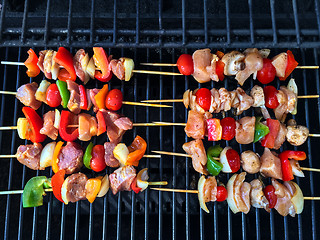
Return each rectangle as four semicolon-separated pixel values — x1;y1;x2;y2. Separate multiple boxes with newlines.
141;63;319;70
142;95;319;103
0;154;160;159
0;188;53;195
150;187;320;200
0;90;172;108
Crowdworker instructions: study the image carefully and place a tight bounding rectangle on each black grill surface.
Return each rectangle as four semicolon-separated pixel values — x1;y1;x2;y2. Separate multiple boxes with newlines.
0;0;320;239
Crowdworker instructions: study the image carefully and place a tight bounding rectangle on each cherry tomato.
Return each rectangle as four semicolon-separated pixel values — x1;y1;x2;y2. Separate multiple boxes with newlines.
90;145;106;172
195;88;211;111
216;60;225;81
257;58;276;84
176;54;194;75
105;89;123;111
216;186;228;202
221;117;236;141
263;185;277;209
226;149;240;173
46;83;62;108
263;86;279;109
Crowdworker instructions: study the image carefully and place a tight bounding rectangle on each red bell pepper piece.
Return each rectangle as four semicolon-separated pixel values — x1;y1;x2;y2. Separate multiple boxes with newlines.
93;47;112;82
279;150;307;161
96;110;107;136
79;85;88;110
54;47;77;82
261;119;280;149
24;49;40;77
207;118;222;141
59;110;79;142
130;177;142;194
22;107;46;143
126;135;147;167
279;152;294;181
279;50;298;81
51;169;65;202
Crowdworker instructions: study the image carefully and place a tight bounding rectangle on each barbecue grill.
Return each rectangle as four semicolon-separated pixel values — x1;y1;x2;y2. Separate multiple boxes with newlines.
0;0;320;239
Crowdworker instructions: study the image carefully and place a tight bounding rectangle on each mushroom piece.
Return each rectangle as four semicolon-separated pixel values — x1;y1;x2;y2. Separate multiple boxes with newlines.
221;51;245;76
240;150;261;174
286;120;309;146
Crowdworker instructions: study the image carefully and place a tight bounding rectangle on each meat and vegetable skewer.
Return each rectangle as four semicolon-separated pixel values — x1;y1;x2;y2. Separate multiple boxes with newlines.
152;139;318;181
2;166;167;208
141;48;318;85
152;173;315;217
143;80;318;120
0;81;171;112
0;135;159;173
1;47;181;83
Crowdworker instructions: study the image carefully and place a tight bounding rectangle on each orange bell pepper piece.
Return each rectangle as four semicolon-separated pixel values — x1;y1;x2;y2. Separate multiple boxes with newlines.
126;135;147;167
52;141;64;173
24;49;40;77
85;178;102;203
94;84;109;110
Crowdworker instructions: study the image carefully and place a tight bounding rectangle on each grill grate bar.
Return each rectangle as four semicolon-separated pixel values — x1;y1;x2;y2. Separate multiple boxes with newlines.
21;0;29;43
90;0;95;44
248;0;255;44
203;0;208;45
113;0;117;44
0;0;7;41
315;0;320;38
44;0;51;45
182;0;186;45
225;0;231;45
269;0;278;44
292;0;301;46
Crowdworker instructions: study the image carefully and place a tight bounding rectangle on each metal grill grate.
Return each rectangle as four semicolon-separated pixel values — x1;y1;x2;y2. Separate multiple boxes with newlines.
0;0;320;239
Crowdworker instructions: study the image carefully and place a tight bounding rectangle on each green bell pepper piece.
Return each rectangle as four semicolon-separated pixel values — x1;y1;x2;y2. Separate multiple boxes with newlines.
206;145;223;176
254;117;270;143
43;178;52;189
56;80;70;108
23;176;48;208
84;142;94;169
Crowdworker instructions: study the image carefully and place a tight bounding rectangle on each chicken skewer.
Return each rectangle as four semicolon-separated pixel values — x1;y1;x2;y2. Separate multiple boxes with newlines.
141;48;318;85
151;139;318;180
142;81;317;121
1;47;181;83
151;173;319;216
0;81;171;112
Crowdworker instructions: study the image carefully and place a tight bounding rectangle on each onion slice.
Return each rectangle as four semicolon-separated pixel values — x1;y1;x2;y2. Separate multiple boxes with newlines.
136;168;149;191
97;175;109;197
198;175;209;213
289;181;304;214
220;147;232;173
226;174;240;214
61;178;69;204
122;58;134;81
287;78;298;115
40;142;56;169
54;109;60;129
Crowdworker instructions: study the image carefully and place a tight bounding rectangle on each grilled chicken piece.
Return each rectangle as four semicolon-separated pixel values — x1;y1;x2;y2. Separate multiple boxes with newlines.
227;172;251;214
104;142;120;168
219;88;232;111
273;123;287;150
250;85;265;107
235;48;263;86
185;110;205;139
78;113;93;141
114;117;133;130
62;173;88;203
274;89;288;122
286;120;309;146
203;176;217;202
240;150;261;174
272;53;287;78
250;179;269;211
260;148;282;180
230;90;240;109
16;143;43;170
109;58;125;80
43;50;54;74
235;88;254;115
40;111;58;140
58;142;83;174
182;139;208;175
280;86;297;114
38;50;52;79
89;88;100;112
66;80;81;114
16;82;42;110
192;49;213;83
73;49;90;84
221;51;245;76
206;54;219;82
272;179;295;217
109;165;136;194
210;88;221;113
235;116;255;144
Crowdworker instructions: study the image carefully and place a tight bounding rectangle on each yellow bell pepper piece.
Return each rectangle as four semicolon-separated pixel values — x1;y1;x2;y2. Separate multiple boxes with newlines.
85;178;102;203
52;141;64;173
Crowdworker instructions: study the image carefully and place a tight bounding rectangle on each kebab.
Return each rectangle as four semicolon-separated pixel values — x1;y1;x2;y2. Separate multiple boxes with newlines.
3;165;167;208
152;173;312;217
1;47;182;83
0;80;171;113
0;135;159;173
141;48;318;85
152;139;319;181
143;79;319;121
